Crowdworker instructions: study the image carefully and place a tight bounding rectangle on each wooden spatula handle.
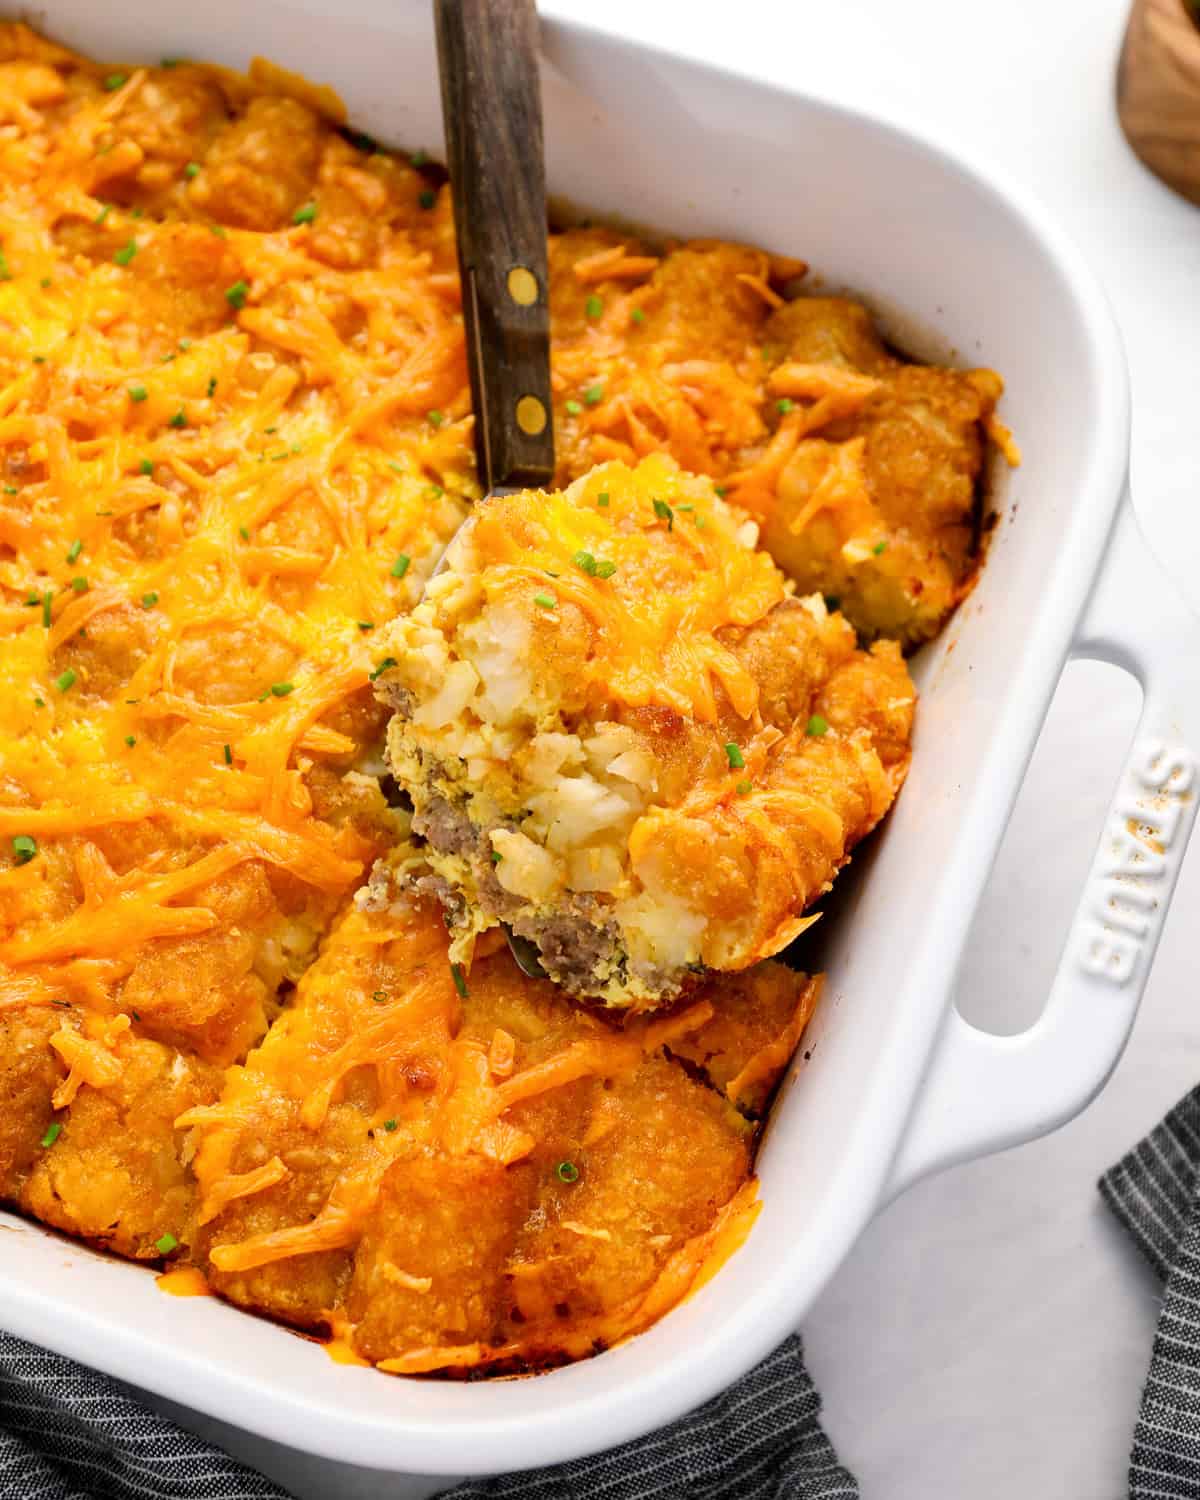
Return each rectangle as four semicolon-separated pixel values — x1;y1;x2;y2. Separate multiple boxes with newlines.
434;0;556;493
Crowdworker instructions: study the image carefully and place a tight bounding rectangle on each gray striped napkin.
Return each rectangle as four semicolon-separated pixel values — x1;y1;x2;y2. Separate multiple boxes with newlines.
0;1331;855;1500
1101;1083;1200;1500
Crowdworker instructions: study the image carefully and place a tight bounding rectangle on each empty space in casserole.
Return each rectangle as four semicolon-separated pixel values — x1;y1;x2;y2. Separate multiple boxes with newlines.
375;455;916;1008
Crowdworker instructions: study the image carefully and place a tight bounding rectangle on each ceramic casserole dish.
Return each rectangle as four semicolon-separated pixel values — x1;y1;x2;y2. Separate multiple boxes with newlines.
2;0;1199;1476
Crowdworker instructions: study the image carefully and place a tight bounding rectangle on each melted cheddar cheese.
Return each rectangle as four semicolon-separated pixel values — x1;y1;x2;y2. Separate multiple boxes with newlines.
0;26;474;1064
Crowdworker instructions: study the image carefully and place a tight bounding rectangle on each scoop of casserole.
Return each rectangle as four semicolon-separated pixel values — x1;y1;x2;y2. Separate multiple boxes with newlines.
374;455;915;1008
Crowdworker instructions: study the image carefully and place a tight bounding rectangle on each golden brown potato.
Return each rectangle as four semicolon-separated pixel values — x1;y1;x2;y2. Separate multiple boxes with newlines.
754;339;1006;645
20;1027;222;1259
0;1009;62;1198
188;95;322;229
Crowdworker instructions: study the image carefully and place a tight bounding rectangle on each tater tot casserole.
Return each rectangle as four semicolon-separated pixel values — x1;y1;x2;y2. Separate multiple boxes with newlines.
0;23;1011;1376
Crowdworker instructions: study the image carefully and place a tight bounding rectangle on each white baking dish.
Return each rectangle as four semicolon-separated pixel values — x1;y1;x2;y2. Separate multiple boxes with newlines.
4;0;1199;1478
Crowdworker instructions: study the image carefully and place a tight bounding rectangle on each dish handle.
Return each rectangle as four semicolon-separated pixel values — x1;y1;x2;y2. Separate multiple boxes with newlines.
884;497;1200;1202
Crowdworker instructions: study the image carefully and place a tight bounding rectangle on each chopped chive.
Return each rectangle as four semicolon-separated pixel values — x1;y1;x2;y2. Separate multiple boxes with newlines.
207;376;217;397
596;491;610;507
139;458;153;475
155;1232;178;1255
31;355;44;364
0;248;12;282
6;486;17;495
12;835;36;864
823;594;841;612
736;779;753;796
411;149;428;166
225;280;249;310
573;549;598;576
806;714;829;737
24;591;39;605
269;681;294;697
357;621;374;631
391;553;411;579
386;461;405;475
39;276;51;288
131;207;143;219
33;696;44;707
418;189;435;210
257;688;270;701
141;591;158;608
41;591;52;627
292;201;317;224
490;850;502;863
776;397;794;414
714;485;728;497
593;559;617;579
675;503;694;512
66;539;82;563
630;307;646;325
55;669;76;693
533;592;556;610
238;525;250;540
128;384;148;403
652;498;674;530
724;742;745;769
368;656;397;681
556;1160;580;1184
564;399;582;416
71;576;88;592
263;426;277;435
103;73;127;91
40;1122;61;1147
183;161;200;180
179;339;191;350
161;352;175;363
223;743;232;765
426;409;443;428
383;1118;398;1132
585;294;603;319
694;515;706;529
94;204;112;225
167;408;187;428
113;240;137;266
450;962;469;998
161;57;181;67
209;224;227;238
583;383;604;406
872;540;888;555
124;734;136;747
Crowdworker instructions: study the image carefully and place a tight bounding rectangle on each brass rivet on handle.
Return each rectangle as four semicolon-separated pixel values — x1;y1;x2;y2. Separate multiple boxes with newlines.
515;395;547;435
507;266;539;306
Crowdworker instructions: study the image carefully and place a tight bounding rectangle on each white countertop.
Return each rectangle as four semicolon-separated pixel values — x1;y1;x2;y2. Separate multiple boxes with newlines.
146;2;1200;1493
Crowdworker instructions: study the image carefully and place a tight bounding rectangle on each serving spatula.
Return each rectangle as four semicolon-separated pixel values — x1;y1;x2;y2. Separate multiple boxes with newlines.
433;0;554;976
434;0;555;498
